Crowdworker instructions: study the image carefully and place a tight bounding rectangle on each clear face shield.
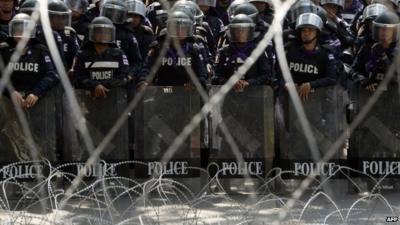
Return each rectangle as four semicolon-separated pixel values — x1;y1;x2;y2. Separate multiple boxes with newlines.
49;10;72;30
197;0;217;7
227;23;255;43
89;24;116;43
9;19;36;38
65;0;87;14
373;22;400;44
126;0;146;18
100;4;127;24
167;18;194;38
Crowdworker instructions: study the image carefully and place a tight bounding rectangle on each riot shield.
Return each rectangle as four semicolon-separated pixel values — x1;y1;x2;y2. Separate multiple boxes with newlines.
0;87;58;167
349;84;400;180
134;86;201;179
277;85;348;179
207;86;274;178
61;87;129;179
0;86;58;199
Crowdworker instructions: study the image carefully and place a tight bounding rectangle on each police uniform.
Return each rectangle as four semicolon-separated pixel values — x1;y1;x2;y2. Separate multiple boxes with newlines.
73;42;130;90
283;41;337;88
58;27;80;69
146;1;168;34
72;15;91;44
212;42;275;86
128;25;155;62
365;42;398;85
115;24;143;77
203;10;224;45
139;40;207;86
0;39;59;98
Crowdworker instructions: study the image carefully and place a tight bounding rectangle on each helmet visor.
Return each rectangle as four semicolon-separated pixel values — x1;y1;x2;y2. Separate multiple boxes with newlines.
49;10;71;29
9;19;36;38
100;4;127;24
167;18;194;38
227;23;255;42
89;24;116;43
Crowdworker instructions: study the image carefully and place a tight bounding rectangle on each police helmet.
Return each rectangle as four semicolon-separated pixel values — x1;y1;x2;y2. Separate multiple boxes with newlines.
48;0;72;30
289;0;318;25
248;0;272;5
196;0;216;7
362;3;388;23
372;11;400;42
316;5;328;24
20;0;39;16
127;0;146;18
320;0;345;9
166;10;194;38
227;0;247;22
89;16;116;43
64;0;88;15
172;0;204;25
147;2;168;30
100;0;127;24
232;3;259;23
227;13;255;43
9;13;36;38
295;12;324;31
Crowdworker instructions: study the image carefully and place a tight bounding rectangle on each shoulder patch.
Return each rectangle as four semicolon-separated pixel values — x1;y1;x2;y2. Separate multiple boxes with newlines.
122;54;129;65
44;55;52;63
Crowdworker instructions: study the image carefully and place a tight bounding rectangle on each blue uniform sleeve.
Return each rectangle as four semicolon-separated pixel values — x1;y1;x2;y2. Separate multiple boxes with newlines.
32;51;59;97
103;53;130;88
247;51;273;86
309;51;337;89
212;49;229;85
191;44;208;86
72;51;100;90
65;34;80;69
127;34;143;76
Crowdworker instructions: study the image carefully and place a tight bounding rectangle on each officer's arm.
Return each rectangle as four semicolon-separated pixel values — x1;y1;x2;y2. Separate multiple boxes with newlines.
32;52;59;98
128;34;143;76
104;53;130;88
350;46;368;84
309;53;337;89
73;52;100;90
211;50;228;85
136;48;155;86
191;45;208;87
247;51;272;86
66;35;80;69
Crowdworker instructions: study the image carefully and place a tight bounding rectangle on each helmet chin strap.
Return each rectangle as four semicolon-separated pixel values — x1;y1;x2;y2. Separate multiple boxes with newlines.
302;34;318;45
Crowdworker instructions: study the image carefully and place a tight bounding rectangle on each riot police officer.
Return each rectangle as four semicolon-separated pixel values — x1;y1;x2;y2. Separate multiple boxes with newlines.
319;0;356;55
351;4;388;86
364;11;399;91
0;13;59;108
85;0;100;21
212;14;275;91
72;16;130;97
196;0;224;46
48;0;80;69
100;0;142;79
214;0;230;25
19;0;65;58
65;0;91;44
248;0;274;24
126;0;155;59
282;13;337;101
146;1;169;35
138;10;207;87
